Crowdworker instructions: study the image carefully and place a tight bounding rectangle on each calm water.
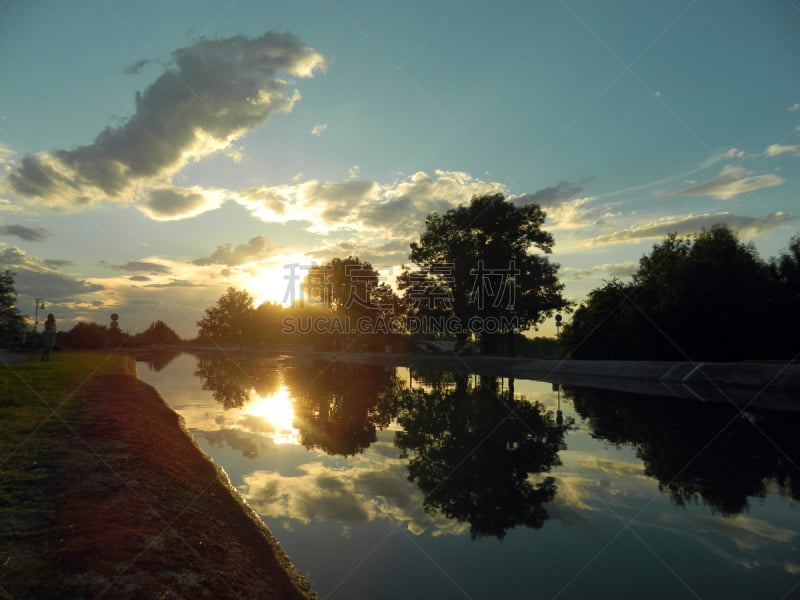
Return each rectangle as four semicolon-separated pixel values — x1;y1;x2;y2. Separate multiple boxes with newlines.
136;352;800;599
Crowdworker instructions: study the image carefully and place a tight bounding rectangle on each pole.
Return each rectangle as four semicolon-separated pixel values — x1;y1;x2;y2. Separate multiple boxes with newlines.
34;298;45;332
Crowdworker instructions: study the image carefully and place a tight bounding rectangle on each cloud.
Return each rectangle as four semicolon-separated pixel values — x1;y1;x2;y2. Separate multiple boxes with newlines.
765;143;800;157
562;261;638;281
139;186;226;220
511;179;590;208
123;58;152;75
5;32;327;212
234;171;600;244
582;212;796;246
0;223;52;241
310;123;328;137
676;166;784;200
0;246;104;300
789;103;800;112
112;261;173;274
193;235;273;266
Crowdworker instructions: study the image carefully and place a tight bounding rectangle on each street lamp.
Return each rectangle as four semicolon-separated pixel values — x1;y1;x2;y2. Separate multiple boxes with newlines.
34;298;46;332
555;313;562;358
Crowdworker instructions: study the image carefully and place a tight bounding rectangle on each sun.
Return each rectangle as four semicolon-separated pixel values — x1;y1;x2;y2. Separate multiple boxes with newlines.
243;253;314;307
247;265;292;306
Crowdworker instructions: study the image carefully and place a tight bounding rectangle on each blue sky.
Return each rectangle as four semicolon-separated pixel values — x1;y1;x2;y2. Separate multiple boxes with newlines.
1;0;799;338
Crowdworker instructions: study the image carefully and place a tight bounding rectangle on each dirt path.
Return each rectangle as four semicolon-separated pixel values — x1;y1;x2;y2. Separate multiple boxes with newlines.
1;359;317;598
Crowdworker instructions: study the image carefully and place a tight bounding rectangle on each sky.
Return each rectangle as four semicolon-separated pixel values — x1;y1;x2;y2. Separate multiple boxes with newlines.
1;0;799;339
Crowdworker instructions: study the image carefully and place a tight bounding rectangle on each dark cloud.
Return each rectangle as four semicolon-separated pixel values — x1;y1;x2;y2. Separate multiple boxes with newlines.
141;187;220;220
123;58;151;75
112;261;172;274
129;275;151;282
5;32;326;213
44;258;73;268
0;247;103;300
511;179;591;207
0;223;53;241
193;235;273;267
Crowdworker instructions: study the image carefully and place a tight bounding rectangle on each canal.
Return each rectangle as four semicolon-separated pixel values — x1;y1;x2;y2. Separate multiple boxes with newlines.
136;351;800;599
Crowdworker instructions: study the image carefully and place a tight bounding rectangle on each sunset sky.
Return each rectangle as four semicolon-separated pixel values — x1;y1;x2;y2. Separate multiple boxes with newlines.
1;0;799;339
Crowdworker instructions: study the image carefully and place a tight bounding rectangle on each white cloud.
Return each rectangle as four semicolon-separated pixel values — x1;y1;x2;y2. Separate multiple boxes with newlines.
562;261;638;281
721;147;745;159
789;103;800;112
765;143;800;157
5;32;327;212
581;212;796;246
677;166;784;200
310;123;328;137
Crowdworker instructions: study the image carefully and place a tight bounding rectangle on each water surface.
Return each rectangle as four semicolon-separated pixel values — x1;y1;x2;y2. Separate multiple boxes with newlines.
137;352;800;599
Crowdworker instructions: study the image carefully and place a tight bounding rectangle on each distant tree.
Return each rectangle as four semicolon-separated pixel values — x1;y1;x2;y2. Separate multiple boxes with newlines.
61;322;115;349
131;320;182;346
252;301;285;344
768;234;800;357
562;225;778;361
300;257;402;350
398;193;569;353
196;287;255;344
0;270;25;346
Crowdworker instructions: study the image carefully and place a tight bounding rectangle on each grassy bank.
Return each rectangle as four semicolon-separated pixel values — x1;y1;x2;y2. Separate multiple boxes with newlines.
1;351;122;495
1;351;317;598
0;351;124;591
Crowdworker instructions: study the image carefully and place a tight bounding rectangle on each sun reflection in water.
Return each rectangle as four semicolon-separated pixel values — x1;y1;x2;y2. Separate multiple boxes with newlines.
245;386;301;445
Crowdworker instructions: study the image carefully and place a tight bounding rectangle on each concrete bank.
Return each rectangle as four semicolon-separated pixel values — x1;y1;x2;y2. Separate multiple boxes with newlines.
296;352;800;412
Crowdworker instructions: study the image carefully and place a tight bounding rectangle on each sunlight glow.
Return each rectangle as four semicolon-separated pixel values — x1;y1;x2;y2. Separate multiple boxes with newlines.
246;386;301;445
241;253;316;307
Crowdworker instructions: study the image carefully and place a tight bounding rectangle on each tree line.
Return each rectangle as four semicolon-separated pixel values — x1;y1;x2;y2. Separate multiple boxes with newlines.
561;225;800;361
196;193;570;354
3;193;799;361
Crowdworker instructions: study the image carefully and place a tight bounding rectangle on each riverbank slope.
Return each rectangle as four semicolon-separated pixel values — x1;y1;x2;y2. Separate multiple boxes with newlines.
0;353;316;598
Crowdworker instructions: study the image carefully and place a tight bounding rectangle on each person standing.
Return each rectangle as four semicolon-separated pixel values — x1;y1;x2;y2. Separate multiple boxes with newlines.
40;313;57;361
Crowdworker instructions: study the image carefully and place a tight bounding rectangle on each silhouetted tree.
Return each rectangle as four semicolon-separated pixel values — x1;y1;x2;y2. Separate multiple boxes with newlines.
252;301;285;344
562;225;785;361
768;234;800;357
61;322;122;349
196;287;255;344
300;256;402;350
0;270;25;346
131;320;182;346
399;193;568;354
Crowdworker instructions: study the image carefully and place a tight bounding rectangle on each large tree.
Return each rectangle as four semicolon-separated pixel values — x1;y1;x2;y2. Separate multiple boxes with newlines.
562;225;783;361
398;193;568;352
0;270;26;346
196;287;255;344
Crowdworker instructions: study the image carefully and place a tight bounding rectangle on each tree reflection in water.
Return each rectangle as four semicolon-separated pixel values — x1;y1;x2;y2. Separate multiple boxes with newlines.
138;349;180;372
566;386;800;516
395;372;571;540
193;354;281;410
283;360;401;456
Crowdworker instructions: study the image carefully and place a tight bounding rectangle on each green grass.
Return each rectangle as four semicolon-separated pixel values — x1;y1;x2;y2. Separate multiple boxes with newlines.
0;351;125;517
